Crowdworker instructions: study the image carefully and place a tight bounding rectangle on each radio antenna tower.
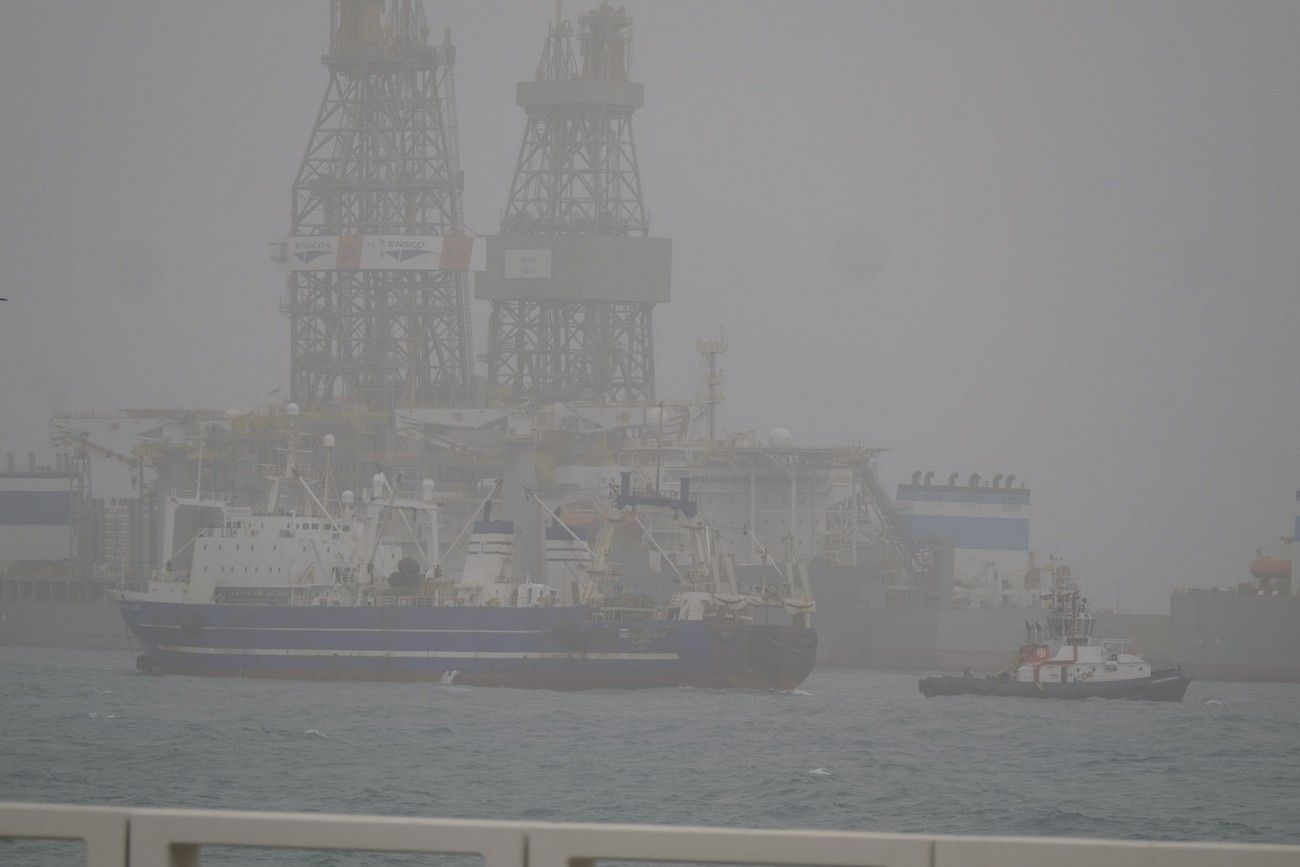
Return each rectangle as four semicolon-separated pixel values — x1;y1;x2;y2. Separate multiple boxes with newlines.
478;3;670;405
284;0;473;410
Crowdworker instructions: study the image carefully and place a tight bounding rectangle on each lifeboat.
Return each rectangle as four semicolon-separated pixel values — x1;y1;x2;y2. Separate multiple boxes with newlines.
1250;555;1291;584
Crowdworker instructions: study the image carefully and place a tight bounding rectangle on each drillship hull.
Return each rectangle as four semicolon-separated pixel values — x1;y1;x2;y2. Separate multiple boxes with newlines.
119;600;816;691
918;668;1190;702
1171;590;1300;683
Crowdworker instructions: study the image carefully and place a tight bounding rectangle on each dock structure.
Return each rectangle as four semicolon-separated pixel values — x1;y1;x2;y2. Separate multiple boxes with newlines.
2;803;1296;867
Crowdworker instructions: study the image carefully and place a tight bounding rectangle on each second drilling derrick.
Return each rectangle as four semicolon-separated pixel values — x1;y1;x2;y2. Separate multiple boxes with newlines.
478;4;670;405
282;0;474;412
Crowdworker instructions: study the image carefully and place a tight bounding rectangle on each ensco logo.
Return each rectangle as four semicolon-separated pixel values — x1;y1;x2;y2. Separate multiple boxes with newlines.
293;240;332;263
384;239;432;263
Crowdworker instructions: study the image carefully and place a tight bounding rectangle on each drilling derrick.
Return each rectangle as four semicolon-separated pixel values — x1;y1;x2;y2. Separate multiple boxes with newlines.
478;3;671;405
281;0;475;411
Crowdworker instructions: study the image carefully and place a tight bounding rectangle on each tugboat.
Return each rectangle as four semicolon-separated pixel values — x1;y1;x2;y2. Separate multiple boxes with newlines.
919;565;1190;701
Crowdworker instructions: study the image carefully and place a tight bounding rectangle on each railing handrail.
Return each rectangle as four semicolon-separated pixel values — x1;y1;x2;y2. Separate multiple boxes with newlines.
2;803;1297;867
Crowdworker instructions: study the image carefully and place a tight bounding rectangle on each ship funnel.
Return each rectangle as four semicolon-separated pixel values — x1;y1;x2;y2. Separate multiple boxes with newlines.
462;518;516;588
372;473;386;499
911;471;923;485
923;470;934;485
545;523;591;604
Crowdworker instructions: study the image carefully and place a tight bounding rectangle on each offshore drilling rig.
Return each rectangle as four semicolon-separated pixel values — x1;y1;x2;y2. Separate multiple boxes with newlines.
23;1;944;662
478;3;669;404
280;0;476;411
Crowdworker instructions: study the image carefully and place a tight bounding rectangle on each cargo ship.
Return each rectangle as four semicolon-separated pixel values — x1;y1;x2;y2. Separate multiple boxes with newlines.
118;447;817;690
1170;496;1300;683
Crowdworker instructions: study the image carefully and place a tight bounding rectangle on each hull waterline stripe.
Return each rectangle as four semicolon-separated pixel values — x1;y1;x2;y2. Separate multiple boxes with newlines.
155;645;680;660
137;624;552;635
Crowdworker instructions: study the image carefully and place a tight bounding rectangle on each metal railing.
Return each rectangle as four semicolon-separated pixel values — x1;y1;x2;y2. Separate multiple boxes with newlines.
2;803;1297;867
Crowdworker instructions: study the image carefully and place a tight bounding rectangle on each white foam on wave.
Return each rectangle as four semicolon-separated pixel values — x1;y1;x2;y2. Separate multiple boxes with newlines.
787;689;813;696
1205;699;1225;707
303;729;328;738
809;767;831;776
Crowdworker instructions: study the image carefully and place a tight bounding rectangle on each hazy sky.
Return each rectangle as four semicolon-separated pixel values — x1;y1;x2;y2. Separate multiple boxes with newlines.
2;1;1298;611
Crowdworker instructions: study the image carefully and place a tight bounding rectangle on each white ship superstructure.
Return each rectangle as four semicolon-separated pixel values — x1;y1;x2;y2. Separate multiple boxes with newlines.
1015;570;1149;685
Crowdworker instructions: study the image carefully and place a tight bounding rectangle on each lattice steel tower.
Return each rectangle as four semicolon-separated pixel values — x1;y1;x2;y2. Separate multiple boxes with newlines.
284;0;472;410
478;3;670;404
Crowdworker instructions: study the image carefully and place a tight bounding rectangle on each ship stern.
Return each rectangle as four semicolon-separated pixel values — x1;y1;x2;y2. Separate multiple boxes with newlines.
706;620;817;691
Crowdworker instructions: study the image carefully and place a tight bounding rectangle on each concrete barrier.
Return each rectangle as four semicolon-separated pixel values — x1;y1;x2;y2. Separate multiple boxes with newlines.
2;803;1297;867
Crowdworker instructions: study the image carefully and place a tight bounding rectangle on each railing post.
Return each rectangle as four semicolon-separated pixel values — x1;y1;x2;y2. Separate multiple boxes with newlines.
0;803;129;867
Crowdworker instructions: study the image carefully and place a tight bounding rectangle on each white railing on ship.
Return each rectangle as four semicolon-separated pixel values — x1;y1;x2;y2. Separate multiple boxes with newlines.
3;804;1297;867
167;490;230;504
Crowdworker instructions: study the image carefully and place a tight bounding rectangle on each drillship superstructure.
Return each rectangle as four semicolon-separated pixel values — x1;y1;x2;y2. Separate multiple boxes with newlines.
118;434;817;690
1171;491;1300;683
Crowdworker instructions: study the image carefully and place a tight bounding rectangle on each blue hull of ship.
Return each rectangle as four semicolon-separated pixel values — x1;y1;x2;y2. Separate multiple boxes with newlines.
119;600;817;690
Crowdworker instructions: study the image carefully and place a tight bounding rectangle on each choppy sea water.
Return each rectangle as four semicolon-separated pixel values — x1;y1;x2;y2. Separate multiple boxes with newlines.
2;647;1298;864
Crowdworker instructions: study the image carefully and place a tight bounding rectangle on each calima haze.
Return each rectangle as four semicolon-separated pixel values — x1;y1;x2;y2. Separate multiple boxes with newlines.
2;1;1300;610
3;1;1299;610
1;1;1299;862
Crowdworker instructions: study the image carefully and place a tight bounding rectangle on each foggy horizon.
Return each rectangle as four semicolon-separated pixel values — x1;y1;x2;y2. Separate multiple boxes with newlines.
3;0;1300;612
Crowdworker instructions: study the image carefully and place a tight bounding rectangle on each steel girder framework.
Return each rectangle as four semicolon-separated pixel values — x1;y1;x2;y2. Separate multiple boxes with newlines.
502;111;647;236
287;3;471;411
486;8;657;404
486;299;653;404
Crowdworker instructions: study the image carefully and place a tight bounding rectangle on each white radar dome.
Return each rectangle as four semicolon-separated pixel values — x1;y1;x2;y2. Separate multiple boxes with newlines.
341;490;354;506
285;402;300;417
322;434;336;448
769;427;793;446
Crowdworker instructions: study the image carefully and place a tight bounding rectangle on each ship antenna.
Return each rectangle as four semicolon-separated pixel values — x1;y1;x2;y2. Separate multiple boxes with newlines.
654;400;664;495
